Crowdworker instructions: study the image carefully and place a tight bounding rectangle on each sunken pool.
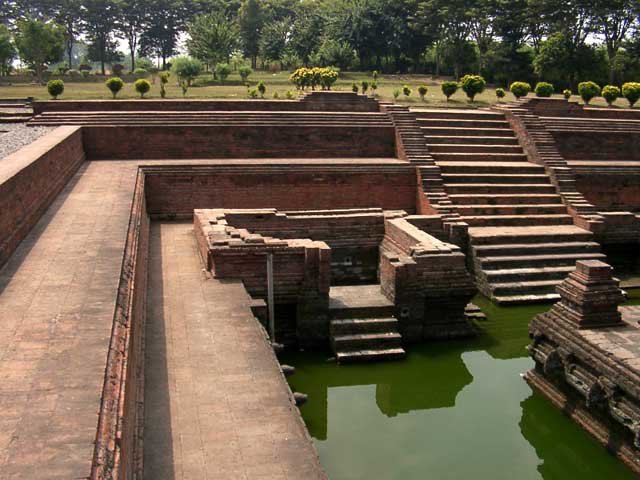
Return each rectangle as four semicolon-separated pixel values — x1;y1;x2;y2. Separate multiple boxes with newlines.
283;294;640;480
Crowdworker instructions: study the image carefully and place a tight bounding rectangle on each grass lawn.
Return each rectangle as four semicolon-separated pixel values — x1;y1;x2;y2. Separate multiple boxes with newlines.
0;70;635;109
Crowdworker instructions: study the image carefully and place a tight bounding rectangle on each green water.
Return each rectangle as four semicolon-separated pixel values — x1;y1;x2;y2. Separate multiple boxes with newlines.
283;296;639;480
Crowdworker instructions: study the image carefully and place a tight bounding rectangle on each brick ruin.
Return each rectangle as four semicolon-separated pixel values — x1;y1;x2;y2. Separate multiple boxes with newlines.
527;260;640;474
0;92;638;478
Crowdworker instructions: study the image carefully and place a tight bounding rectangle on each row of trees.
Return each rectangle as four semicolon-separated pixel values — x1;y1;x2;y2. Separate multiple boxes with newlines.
2;0;640;89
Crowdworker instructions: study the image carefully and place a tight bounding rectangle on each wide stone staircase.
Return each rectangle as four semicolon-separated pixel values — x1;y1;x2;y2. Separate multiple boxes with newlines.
329;285;405;363
412;108;606;304
0;98;33;123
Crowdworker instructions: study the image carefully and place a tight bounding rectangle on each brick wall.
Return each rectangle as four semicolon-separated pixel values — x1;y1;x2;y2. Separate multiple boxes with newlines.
0;126;85;268
82;125;395;160
551;130;640;161
574;171;640;212
144;165;418;217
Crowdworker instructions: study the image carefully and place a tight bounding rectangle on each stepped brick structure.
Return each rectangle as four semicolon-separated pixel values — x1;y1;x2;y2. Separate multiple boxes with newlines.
527;260;640;474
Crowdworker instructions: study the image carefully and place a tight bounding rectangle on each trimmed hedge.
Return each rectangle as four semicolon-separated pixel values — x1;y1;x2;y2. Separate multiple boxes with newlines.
535;82;554;97
578;81;601;105
601;85;621;106
105;77;124;99
622;82;640;107
134;78;151;98
441;81;458;101
460;75;486;101
47;79;64;99
510;81;531;99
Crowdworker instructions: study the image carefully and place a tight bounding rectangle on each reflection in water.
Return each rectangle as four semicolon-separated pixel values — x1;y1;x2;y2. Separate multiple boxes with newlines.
283;296;636;480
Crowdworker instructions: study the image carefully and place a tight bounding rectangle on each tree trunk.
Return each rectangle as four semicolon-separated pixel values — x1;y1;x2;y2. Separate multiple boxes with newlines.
251;55;257;69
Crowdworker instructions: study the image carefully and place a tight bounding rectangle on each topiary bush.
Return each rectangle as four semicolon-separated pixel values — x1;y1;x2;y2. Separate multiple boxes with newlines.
257;80;266;98
578;81;601;105
361;80;369;94
134;78;150;98
418;85;428;101
238;65;252;82
132;67;148;79
105;77;124;99
602;85;621;107
403;85;412;98
563;89;572;100
371;81;378;96
215;63;231;83
460;75;486;102
495;88;506;101
47;79;64;99
393;89;400;100
535;82;554;97
247;88;258;98
510;81;531;99
441;81;458;101
285;90;295;100
622;82;640;107
159;71;170;98
319;68;338;90
352;82;359;93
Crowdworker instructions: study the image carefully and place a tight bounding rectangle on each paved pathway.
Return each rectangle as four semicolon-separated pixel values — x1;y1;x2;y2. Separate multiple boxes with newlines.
144;221;325;479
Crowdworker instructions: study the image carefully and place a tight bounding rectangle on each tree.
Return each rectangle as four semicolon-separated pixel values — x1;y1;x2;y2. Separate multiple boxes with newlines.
139;0;185;70
312;38;356;69
171;55;203;86
117;0;151;72
0;25;16;75
288;2;324;65
83;0;120;74
592;0;636;82
14;19;64;83
259;18;289;67
187;13;238;68
238;0;262;68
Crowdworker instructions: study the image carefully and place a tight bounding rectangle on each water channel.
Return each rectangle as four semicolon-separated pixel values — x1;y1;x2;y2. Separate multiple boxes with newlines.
283;292;640;480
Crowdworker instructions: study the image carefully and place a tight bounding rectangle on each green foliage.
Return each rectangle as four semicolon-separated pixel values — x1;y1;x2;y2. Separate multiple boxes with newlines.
289;67;338;91
14;19;65;83
393;89;400;100
159;71;170;99
563;89;572;100
0;25;16;76
285;90;295;100
247;87;258;98
622;83;640;107
418;85;428;100
215;63;232;83
441;81;458;101
132;68;148;79
495;88;506;100
510;81;531;99
105;77;124;99
273;91;279;99
352;82;359;93
134;78;151;98
311;39;356;70
238;65;253;82
371;81;378;95
319;68;338;90
372;70;379;81
601;85;621;106
534;82;554;98
402;84;412;97
46;79;64;99
257;80;266;98
171;56;203;87
187;13;238;68
361;80;369;94
135;58;154;72
460;75;486;102
578;81;601;105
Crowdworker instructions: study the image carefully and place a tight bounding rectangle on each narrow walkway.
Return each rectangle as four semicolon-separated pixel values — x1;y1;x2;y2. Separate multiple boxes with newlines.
144;221;325;479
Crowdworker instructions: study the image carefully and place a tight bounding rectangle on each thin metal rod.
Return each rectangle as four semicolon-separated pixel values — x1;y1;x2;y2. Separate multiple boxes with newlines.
267;252;275;341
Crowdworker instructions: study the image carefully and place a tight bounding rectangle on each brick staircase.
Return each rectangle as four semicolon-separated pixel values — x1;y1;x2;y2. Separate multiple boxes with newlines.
0;98;33;123
329;285;405;363
412;108;606;304
28;110;393;127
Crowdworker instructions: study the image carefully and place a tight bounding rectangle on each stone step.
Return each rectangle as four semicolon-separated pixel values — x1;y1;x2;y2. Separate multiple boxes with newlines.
330;318;399;336
329;285;395;320
428;144;523;154
426;135;519;145
459;214;573;227
448;194;562;205
490;279;564;296
422;126;516;137
417;118;510;128
445;183;557;194
493;292;560;305
473;241;601;257
479;252;607;269
411;108;504;120
431;152;528;162
468;225;594;245
441;174;551;184
484;266;577;283
336;347;406;364
438;162;544;174
332;332;403;351
452;204;568;215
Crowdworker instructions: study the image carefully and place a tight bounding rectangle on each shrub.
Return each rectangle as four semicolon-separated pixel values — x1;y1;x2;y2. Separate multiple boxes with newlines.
273;91;279;99
132;67;147;79
81;70;90;78
247;88;258;98
535;82;554;98
510;81;531;99
403;84;411;97
46;79;64;99
238;65;252;82
289;66;337;91
495;88;506;101
563;89;572;100
393;89;400;100
441;81;458;101
285;90;295;100
418;85;428;101
460;75;486;102
371;81;378;95
159;71;170;98
105;77;124;99
257;80;266;98
171;56;203;86
111;63;124;76
352;82;359;93
319;67;338;90
578;81;601;105
134;78;150;98
602;85;621;107
622;82;640;107
372;70;378;81
215;62;231;83
361;80;369;94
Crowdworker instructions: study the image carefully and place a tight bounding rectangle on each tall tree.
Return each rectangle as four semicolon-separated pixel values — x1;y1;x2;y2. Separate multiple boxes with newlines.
117;0;151;71
187;12;238;67
14;19;64;82
288;1;324;65
139;0;185;69
238;0;262;68
83;0;119;74
592;0;636;81
0;25;16;74
259;18;289;67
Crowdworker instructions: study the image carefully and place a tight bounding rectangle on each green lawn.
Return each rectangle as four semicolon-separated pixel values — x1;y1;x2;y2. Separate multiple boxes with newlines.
0;70;634;109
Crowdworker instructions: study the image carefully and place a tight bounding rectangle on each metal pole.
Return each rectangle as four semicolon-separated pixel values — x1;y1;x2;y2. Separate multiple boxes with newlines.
267;252;275;341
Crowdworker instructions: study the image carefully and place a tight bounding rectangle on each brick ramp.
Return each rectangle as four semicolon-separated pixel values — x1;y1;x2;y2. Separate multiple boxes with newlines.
144;221;325;479
412;108;605;304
